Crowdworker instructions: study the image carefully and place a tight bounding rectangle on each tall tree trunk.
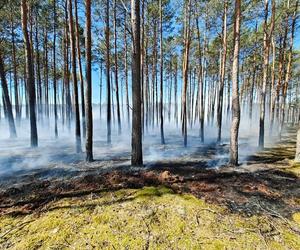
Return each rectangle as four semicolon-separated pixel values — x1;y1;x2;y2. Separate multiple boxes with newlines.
229;0;241;166
124;11;130;127
159;0;165;144
259;0;275;148
131;0;143;166
182;0;191;147
68;0;81;152
174;56;178;126
105;0;111;144
53;0;58;138
74;0;86;139
0;50;17;138
34;10;42;123
11;19;20;123
21;0;38;147
63;0;71;131
113;0;121;134
85;0;93;161
217;0;227;143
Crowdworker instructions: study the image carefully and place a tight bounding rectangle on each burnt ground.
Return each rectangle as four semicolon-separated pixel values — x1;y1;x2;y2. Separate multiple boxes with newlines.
0;127;299;220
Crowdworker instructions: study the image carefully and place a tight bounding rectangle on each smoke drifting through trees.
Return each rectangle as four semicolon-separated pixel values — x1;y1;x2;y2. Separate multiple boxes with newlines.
0;0;299;167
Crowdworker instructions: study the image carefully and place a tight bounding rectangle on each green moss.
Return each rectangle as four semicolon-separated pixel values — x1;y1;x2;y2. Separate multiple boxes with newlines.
293;213;300;224
288;162;300;176
1;186;299;249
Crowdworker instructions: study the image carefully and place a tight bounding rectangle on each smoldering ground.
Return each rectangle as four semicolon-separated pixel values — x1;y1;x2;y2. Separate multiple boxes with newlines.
0;104;281;183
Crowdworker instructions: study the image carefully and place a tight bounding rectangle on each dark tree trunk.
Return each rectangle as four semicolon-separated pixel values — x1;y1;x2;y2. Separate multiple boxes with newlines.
159;0;165;144
85;0;93;161
21;0;38;147
105;0;111;144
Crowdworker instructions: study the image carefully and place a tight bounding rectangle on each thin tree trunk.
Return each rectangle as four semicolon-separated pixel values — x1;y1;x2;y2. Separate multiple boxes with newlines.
113;0;121;134
106;0;111;144
124;11;129;127
53;0;58;138
182;0;191;147
159;0;165;144
85;0;93;161
217;0;227;143
74;0;86;139
11;19;20;123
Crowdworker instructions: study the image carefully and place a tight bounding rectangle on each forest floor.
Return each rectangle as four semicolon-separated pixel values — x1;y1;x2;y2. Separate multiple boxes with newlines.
0;126;299;249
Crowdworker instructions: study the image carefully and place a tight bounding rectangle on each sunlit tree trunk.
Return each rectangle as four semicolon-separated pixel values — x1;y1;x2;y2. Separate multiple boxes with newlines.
229;0;241;166
182;0;191;147
259;0;275;148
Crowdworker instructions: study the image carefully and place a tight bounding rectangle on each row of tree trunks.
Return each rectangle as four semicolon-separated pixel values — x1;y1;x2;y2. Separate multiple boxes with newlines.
68;0;81;153
0;50;17;138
